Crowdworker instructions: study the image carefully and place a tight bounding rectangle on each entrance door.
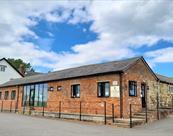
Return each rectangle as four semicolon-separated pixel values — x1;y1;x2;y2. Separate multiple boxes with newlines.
29;85;35;107
141;83;146;108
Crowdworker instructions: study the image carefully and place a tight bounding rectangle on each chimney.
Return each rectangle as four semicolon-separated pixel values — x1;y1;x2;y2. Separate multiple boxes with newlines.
19;64;25;76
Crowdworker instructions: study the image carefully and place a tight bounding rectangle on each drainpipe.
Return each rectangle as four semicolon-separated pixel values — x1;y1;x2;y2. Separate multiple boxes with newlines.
157;80;161;108
120;72;123;118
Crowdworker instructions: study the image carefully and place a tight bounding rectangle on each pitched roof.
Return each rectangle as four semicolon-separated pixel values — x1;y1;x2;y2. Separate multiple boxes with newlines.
0;56;148;87
25;71;43;77
156;74;173;85
0;58;24;77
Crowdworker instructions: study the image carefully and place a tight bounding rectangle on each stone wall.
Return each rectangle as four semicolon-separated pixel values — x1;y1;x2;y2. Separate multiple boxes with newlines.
159;82;173;107
147;81;173;109
147;81;158;109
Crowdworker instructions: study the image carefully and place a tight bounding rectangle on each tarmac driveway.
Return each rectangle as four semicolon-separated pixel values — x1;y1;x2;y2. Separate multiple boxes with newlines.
0;113;173;136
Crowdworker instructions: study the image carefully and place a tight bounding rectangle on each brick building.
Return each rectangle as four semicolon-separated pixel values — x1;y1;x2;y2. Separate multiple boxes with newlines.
0;56;172;121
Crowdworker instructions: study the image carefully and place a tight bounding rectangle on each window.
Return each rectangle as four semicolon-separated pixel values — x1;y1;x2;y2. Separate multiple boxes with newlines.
4;91;9;100
22;83;48;107
0;92;1;100
43;84;48;106
11;90;16;100
34;84;39;107
22;86;30;106
129;81;137;97
169;86;173;94
29;85;35;106
71;84;80;98
0;65;7;72
98;82;110;97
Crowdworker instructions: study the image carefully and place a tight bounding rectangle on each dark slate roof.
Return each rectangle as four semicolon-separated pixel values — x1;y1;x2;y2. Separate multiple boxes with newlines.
0;56;143;87
156;74;173;84
25;71;43;77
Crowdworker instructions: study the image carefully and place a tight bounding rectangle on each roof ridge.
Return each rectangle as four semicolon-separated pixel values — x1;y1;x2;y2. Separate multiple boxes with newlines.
49;56;142;74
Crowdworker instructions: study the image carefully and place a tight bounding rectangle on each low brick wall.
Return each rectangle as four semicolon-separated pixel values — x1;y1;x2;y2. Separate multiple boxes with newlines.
30;111;107;123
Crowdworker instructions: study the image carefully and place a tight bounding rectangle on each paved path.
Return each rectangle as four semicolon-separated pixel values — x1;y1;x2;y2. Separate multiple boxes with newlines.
0;113;173;136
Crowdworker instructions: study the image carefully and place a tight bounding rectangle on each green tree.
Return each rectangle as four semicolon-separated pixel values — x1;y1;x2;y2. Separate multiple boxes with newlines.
7;58;34;72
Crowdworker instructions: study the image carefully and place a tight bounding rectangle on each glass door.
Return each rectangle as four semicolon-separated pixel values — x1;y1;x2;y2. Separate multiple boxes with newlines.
29;85;35;107
141;83;146;108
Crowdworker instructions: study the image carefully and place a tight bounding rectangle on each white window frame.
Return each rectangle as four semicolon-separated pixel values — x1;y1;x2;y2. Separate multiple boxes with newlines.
0;65;7;72
169;86;173;94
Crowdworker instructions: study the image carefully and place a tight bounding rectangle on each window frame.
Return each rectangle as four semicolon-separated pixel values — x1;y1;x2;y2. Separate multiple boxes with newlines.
97;82;110;98
22;83;48;107
4;91;9;100
71;84;80;98
129;81;137;97
0;92;2;100
22;86;26;106
169;86;173;94
0;65;7;72
11;90;16;100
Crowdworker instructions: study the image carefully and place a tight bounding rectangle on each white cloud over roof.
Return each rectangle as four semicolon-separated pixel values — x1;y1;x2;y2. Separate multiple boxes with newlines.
0;0;173;71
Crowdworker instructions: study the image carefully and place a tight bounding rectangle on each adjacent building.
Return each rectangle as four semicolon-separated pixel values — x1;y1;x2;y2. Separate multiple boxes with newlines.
0;56;172;120
156;74;173;107
0;58;23;84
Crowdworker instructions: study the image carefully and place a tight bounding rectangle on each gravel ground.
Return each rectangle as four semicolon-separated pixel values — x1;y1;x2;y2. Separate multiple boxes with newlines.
0;112;173;136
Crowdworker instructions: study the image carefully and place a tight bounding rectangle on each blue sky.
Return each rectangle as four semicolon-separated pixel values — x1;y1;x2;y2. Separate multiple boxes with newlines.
0;1;173;77
30;21;97;52
134;40;173;76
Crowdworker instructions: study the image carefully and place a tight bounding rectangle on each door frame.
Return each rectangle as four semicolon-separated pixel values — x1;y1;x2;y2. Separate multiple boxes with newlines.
29;88;35;107
141;83;147;108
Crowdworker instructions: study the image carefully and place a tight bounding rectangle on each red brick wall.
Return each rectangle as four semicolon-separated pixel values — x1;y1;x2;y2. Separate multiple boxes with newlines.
43;74;121;117
0;86;20;111
0;74;121;117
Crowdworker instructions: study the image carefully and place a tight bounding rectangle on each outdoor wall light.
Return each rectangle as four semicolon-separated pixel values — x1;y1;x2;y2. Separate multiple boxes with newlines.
49;87;54;91
57;86;62;91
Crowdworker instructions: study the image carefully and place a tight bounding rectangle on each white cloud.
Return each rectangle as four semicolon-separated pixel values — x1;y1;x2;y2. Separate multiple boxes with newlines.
47;32;54;37
1;0;173;71
145;47;173;64
0;0;91;70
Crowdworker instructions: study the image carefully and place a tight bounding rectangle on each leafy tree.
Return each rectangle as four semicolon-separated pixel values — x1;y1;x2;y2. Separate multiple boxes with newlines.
7;58;34;72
